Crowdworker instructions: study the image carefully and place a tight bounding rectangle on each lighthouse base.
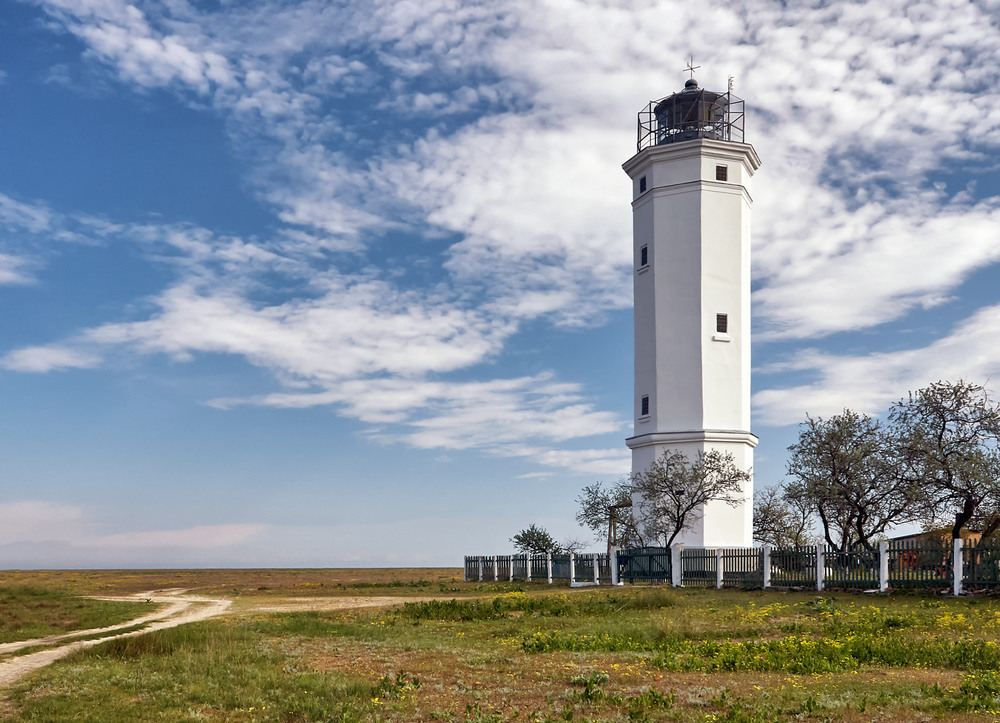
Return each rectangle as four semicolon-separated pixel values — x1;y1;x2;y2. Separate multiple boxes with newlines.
626;429;757;548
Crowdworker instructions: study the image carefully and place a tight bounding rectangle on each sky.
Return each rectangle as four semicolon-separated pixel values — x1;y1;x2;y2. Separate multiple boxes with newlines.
2;0;1000;568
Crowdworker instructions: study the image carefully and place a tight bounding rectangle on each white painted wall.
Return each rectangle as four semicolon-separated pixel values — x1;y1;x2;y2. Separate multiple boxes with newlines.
624;137;761;548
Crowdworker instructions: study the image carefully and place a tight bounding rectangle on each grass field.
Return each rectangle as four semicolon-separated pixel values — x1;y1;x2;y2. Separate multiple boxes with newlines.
0;586;155;645
5;569;1000;721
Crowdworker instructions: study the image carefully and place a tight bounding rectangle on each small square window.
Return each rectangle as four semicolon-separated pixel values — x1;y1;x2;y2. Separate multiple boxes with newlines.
716;313;728;333
640;395;649;416
639;176;647;193
640;245;648;267
716;165;728;181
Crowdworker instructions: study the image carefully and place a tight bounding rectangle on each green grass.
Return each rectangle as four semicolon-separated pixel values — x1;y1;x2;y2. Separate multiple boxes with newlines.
5;620;383;722
0;587;155;644
11;584;1000;721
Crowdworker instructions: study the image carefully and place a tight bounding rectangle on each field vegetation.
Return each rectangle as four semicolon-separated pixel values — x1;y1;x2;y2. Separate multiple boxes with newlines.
7;570;1000;720
0;586;154;645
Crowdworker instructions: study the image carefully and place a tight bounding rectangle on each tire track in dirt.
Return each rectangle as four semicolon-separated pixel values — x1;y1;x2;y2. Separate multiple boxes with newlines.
0;590;231;688
0;592;451;691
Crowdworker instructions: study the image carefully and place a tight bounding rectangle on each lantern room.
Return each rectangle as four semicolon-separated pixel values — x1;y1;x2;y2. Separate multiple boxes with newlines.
636;79;745;152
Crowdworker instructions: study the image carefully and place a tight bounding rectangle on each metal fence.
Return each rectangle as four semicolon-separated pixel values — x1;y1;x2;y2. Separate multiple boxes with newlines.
964;539;1000;590
464;553;611;584
680;548;717;588
888;538;951;589
824;546;879;590
722;547;764;589
770;546;817;588
466;537;992;595
617;547;671;584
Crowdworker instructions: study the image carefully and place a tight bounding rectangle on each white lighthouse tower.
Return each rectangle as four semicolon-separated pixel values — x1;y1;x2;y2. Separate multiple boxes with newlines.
623;77;760;547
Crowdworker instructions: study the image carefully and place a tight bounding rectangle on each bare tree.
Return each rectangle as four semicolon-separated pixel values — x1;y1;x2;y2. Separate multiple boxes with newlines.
752;484;813;547
631;449;751;547
560;537;588;555
786;410;919;551
575;477;643;553
891;380;1000;540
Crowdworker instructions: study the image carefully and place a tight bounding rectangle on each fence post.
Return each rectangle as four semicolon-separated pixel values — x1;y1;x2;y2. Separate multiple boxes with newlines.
509;555;514;582
569;553;576;584
593;553;600;584
816;545;825;592
526;554;531;583
954;538;964;596
493;556;498;582
547;552;553;584
716;549;724;589
610;547;619;586
763;545;771;589
671;544;683;587
879;540;889;592
464;556;468;582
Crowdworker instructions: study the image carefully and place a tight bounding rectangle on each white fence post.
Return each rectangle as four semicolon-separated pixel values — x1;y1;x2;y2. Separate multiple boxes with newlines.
762;545;771;589
954;538;964;596
671;544;684;587
879;540;889;592
478;556;484;582
493;556;499;582
547;552;553;584
716;549;724;589
816;545;825;592
594;553;599;584
509;555;514;582
610;547;619;586
526;554;531;582
569;553;576;584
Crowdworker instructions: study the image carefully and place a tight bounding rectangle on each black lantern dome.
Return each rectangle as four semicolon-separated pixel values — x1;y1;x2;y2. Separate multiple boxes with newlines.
637;78;745;152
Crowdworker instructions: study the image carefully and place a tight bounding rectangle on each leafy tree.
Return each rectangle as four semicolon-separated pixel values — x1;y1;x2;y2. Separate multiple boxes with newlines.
631;449;751;548
890;380;1000;539
575;477;643;553
786;410;919;551
510;524;562;554
752;484;813;547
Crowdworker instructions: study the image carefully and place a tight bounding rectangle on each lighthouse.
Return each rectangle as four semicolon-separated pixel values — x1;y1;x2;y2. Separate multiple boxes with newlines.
623;77;761;548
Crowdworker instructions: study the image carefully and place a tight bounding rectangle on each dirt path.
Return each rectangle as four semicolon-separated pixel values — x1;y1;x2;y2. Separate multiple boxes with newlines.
0;592;444;691
0;590;231;688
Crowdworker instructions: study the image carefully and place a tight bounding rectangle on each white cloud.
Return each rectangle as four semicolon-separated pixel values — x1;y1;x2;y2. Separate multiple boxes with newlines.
532;447;632;476
0;501;95;544
1;345;101;372
18;0;1000;478
30;0;1000;345
212;374;627;459
753;303;1000;426
0;254;34;285
0;500;267;558
0;193;52;233
85;524;267;549
81;278;512;381
752;195;1000;339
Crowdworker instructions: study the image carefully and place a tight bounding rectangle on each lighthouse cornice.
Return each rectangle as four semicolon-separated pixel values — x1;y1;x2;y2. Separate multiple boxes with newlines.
626;429;759;450
631;179;753;209
623;138;761;177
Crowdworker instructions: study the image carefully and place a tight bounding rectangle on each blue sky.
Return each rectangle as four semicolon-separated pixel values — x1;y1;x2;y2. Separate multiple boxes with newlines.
2;0;1000;567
